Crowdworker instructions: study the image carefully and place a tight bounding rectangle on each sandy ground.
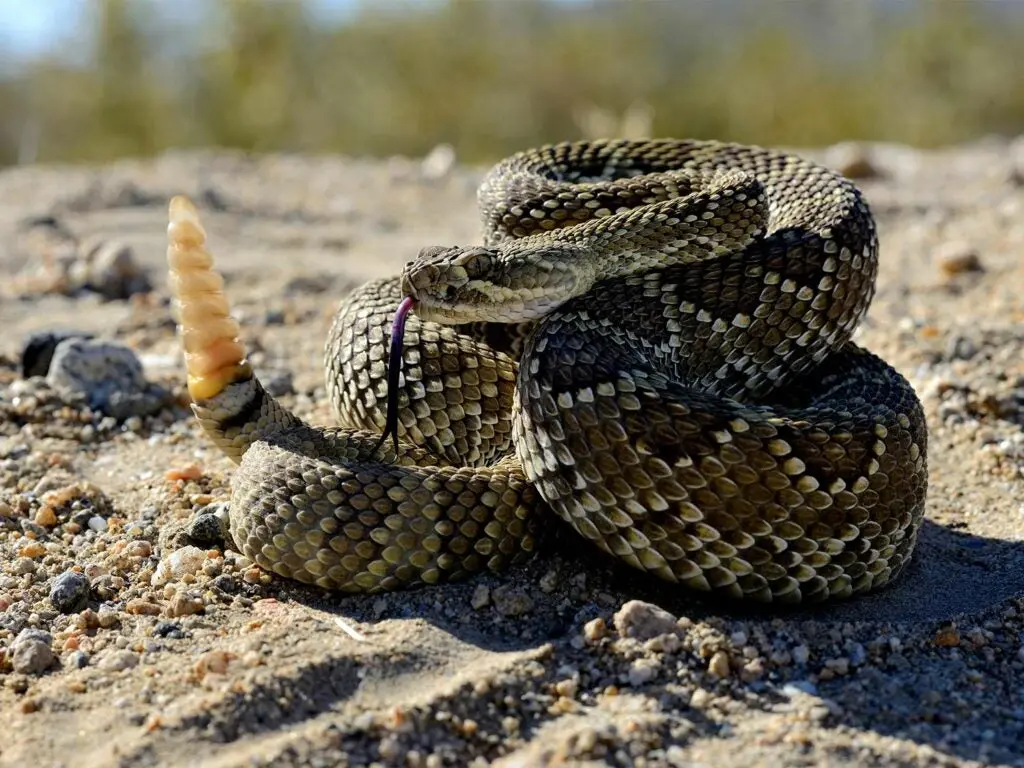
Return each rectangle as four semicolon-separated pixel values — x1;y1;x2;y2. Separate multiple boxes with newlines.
0;140;1023;768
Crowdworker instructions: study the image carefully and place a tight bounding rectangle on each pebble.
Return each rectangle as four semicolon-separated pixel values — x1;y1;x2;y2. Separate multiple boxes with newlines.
613;600;679;641
63;650;90;670
792;644;810;665
153;621;188;640
99;649;140;671
19;330;93;378
152;546;208;586
935;242;985;279
491;586;533;616
421;143;456;181
125;598;162;616
826;141;881;179
45;337;169;419
782;681;819;697
34;506;57;527
470;584;491;610
67;236;152;300
49;571;91;613
10;628;55;674
20;542;46;559
582;617;607;644
193;649;234;680
627;658;659;687
708;651;731;679
168;593;204;618
187;505;229;547
690;688;713;709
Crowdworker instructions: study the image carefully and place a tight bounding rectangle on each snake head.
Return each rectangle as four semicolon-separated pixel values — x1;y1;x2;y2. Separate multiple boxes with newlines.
401;243;592;324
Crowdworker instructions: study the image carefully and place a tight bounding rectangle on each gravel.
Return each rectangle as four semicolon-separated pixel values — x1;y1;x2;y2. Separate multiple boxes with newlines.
0;141;1023;767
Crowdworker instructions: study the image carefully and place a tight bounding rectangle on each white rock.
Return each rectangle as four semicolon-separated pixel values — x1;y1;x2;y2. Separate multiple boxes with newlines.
152;545;208;586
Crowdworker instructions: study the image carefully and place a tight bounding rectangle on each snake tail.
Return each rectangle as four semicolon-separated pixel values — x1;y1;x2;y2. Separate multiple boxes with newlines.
166;195;301;463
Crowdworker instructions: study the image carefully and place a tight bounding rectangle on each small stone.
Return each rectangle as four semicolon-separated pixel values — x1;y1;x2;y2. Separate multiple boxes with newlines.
934;624;961;647
211;575;237;594
613;600;679;641
46;338;164;419
539;570;559;593
127;540;152;558
193;649;234;680
421;143;456;181
491;586;533;617
554;678;578;698
69;237;151;300
125;598;162;616
20;542;46;559
644;633;681;653
470;584;491;610
936;242;984;280
10;629;55;674
187;503;229;547
34;506;58;527
99;649;139;671
166;464;203;482
87;516;107;532
792;645;810;665
627;658;659;686
782;680;819;697
13;556;37;574
741;658;765;681
689;688;712;709
152;546;208;586
168;593;204;618
582;617;607;644
50;571;91;613
20;330;93;378
826;142;880;179
153;621;188;639
63;650;90;670
708;651;731;678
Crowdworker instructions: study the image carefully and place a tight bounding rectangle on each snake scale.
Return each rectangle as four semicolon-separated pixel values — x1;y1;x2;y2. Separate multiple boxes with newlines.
166;139;928;604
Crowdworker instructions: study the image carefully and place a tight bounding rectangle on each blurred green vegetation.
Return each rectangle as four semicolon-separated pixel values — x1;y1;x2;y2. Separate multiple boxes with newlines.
2;0;1023;167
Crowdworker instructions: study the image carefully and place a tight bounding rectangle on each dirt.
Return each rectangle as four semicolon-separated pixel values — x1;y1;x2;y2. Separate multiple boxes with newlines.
0;139;1023;768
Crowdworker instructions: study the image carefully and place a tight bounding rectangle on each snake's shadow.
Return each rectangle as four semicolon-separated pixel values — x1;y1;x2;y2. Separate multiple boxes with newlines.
272;517;1024;766
587;518;1024;624
287;516;1024;641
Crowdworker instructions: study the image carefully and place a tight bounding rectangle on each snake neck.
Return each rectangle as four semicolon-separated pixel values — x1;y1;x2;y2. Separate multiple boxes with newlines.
166;196;304;463
404;168;769;326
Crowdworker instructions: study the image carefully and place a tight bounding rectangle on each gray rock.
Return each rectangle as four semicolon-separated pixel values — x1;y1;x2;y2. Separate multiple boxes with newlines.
491;586;534;617
10;628;55;674
50;570;91;613
613;600;680;641
98;649;139;671
64;650;90;669
68;236;152;300
20;330;93;378
187;503;230;548
45;338;171;419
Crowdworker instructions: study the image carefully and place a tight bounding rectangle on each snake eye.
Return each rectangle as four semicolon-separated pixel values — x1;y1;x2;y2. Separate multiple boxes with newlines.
457;248;494;278
440;285;458;302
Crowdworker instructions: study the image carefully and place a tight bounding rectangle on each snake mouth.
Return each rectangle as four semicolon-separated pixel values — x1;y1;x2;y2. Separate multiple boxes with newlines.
372;295;416;458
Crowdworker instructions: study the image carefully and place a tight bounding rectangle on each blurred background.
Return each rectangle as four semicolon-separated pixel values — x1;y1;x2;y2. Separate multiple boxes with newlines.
1;0;1023;168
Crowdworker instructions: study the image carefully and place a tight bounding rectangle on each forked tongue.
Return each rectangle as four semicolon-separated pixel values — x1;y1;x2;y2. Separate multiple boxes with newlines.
372;295;416;457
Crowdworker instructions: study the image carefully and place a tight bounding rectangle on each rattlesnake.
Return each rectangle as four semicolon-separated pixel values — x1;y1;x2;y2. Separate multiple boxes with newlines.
166;139;928;604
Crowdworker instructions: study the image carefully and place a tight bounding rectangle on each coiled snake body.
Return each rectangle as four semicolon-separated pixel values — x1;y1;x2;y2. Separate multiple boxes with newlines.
167;139;928;604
